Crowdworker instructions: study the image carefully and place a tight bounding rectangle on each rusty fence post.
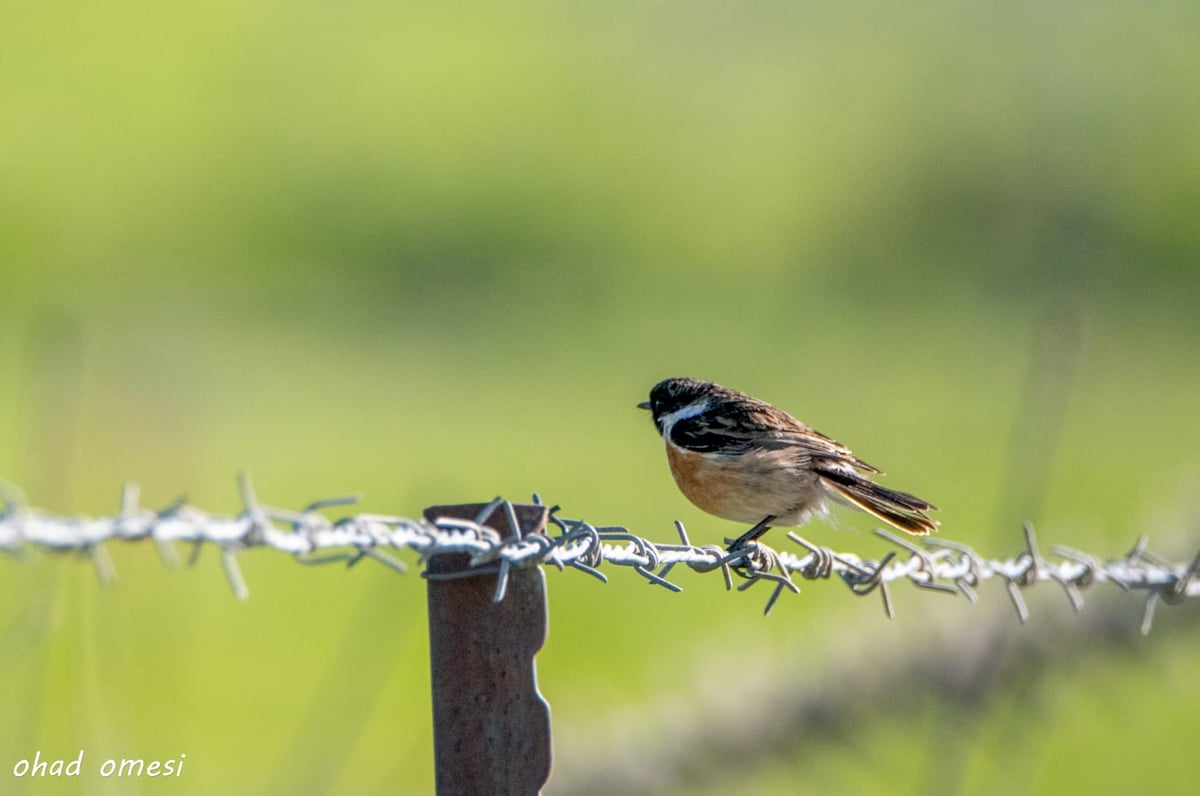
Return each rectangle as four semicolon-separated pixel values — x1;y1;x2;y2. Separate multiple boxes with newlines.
423;502;553;795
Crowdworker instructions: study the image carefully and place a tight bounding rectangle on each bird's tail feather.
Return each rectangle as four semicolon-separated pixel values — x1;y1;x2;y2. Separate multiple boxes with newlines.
817;467;938;536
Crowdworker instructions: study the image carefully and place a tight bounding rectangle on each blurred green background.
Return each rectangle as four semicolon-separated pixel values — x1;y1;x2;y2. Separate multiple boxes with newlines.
2;1;1199;793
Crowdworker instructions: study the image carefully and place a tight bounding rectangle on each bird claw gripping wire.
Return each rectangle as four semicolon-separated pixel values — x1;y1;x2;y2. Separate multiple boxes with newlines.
724;540;777;578
707;538;800;614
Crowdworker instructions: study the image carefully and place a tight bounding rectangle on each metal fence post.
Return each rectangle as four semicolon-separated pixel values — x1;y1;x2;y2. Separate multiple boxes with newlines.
423;502;553;795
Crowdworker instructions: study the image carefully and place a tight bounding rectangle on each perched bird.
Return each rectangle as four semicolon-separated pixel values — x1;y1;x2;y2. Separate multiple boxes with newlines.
638;377;938;547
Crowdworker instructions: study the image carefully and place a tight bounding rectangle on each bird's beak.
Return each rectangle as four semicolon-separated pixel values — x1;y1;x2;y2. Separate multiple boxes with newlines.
636;400;651;410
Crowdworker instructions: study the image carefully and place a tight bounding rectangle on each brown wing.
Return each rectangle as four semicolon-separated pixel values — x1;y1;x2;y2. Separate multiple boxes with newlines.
670;394;882;474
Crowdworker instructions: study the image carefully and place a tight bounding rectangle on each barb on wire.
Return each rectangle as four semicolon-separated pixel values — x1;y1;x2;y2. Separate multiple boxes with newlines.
0;478;1197;633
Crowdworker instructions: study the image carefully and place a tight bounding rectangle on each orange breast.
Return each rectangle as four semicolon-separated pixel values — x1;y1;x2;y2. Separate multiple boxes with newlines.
665;442;755;521
663;439;820;525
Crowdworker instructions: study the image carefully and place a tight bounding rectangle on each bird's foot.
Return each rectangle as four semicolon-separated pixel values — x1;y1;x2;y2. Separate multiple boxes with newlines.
725;515;776;552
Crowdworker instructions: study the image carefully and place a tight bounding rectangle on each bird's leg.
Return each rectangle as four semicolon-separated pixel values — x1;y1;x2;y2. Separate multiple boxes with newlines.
727;515;776;551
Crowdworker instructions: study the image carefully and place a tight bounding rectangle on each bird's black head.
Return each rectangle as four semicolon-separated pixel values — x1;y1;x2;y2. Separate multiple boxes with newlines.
638;377;718;434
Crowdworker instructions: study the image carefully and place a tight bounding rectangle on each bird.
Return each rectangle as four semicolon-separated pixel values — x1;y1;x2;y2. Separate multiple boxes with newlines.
638;377;938;548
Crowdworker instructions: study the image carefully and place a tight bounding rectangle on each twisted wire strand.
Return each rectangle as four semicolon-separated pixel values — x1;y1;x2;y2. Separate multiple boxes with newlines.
1;478;1196;633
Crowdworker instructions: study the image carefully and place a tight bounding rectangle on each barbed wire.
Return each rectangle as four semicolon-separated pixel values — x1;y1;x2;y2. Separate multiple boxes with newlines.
1;477;1197;633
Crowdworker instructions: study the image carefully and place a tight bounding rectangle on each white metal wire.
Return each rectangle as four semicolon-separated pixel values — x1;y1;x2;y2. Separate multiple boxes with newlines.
1;477;1196;633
